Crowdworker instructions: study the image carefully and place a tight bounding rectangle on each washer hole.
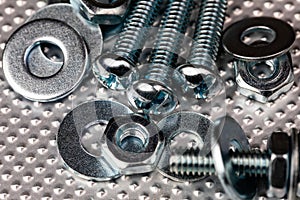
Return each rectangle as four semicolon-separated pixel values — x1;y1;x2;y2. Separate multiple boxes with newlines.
25;41;64;78
248;60;277;79
116;123;149;153
241;26;276;47
81;121;107;157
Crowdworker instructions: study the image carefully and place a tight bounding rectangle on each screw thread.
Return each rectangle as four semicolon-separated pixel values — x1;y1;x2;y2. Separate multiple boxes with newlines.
188;0;227;68
169;151;270;177
113;0;162;64
231;151;270;177
170;154;216;176
146;0;194;83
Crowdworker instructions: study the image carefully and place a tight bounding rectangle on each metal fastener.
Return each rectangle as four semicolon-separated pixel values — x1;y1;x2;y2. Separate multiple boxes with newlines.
169;119;297;199
57;100;133;181
175;0;227;99
223;17;295;103
93;0;162;91
70;0;131;25
28;3;103;65
2;19;88;102
127;0;194;115
101;114;164;175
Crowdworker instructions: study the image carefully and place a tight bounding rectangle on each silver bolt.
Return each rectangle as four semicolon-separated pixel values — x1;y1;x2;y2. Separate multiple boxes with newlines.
93;0;162;90
176;0;227;99
169;151;270;177
127;0;194;115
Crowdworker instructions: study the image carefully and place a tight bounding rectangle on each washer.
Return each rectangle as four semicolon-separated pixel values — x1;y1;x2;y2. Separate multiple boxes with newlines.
27;3;103;64
157;111;215;182
2;19;88;102
222;17;295;60
212;116;257;199
57;100;133;181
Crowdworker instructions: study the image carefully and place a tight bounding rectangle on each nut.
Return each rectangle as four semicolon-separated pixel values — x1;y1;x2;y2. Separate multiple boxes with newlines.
70;0;130;25
235;54;294;103
102;114;164;175
223;17;295;103
267;132;291;198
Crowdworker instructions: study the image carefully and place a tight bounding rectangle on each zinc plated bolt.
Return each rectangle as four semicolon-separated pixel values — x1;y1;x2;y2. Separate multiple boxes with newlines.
176;0;227;99
93;0;163;91
170;151;270;177
127;0;194;115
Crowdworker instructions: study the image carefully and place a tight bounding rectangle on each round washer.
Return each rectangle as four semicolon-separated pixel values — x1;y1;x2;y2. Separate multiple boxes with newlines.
223;17;295;60
57;100;133;181
157;111;215;182
212;116;257;199
28;3;103;64
2;19;88;102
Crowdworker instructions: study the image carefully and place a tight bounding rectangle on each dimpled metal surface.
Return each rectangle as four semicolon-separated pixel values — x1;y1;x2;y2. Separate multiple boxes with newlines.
1;0;300;199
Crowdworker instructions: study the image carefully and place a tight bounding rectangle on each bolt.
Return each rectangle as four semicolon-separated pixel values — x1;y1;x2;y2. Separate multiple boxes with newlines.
176;0;227;99
127;0;194;115
93;0;162;90
169;150;270;177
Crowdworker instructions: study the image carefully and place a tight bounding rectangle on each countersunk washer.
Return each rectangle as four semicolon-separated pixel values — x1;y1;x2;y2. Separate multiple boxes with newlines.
212;116;257;199
2;19;88;102
27;3;103;64
222;17;295;60
57;100;133;181
157;111;215;182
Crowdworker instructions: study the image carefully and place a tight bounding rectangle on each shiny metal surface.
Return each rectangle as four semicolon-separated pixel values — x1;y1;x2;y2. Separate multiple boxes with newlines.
1;0;300;199
102;114;164;175
57;100;133;181
28;3;103;64
70;0;130;25
223;17;295;103
157;111;215;182
2;19;88;102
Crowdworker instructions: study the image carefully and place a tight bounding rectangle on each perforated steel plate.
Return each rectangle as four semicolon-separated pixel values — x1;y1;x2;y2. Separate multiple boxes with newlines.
1;0;300;199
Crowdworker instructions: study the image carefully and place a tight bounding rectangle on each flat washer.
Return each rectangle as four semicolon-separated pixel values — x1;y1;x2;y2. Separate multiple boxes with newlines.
57;100;133;181
2;19;88;102
157;111;215;182
223;17;295;60
212;116;257;199
27;3;103;64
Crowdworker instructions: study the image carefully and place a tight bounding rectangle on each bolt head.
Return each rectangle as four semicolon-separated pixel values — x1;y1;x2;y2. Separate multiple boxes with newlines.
93;53;139;91
175;64;224;99
127;79;178;115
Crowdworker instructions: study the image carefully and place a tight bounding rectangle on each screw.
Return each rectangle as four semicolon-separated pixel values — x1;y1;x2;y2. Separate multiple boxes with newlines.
169;150;270;177
176;0;227;99
127;0;194;115
93;0;163;90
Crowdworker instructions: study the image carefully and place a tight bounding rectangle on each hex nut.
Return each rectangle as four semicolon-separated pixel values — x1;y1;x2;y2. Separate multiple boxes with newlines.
267;132;291;198
102;114;164;175
235;54;294;103
70;0;130;25
223;17;295;103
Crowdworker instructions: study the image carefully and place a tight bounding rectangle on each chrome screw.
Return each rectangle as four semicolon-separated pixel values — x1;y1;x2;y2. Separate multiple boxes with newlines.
169;131;294;199
127;0;194;115
176;0;227;99
170;151;270;177
93;0;162;90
